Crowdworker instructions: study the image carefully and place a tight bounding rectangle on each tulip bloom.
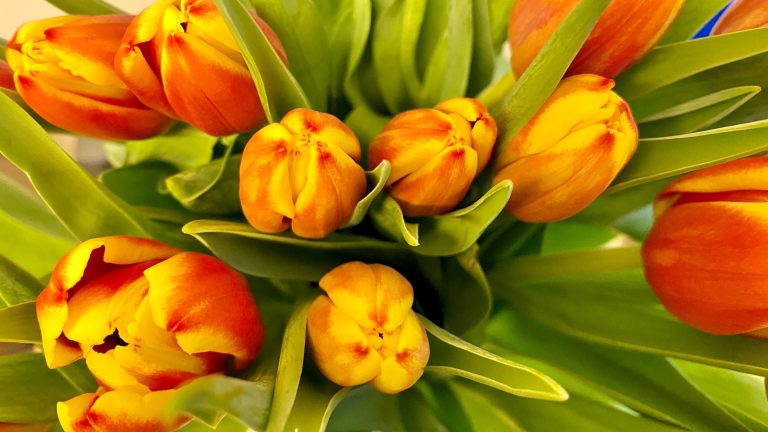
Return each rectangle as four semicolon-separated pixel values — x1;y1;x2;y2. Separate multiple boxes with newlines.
36;236;264;430
58;390;183;432
494;74;638;223
368;98;497;217
115;0;287;136
307;262;430;394
508;0;685;78
643;158;768;336
239;108;366;239
5;15;172;140
713;0;768;34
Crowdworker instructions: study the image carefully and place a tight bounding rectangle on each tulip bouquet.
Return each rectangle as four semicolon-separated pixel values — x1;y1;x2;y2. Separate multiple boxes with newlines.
3;0;768;430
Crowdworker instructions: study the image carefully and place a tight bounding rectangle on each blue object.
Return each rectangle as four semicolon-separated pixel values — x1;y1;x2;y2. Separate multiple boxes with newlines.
694;2;732;38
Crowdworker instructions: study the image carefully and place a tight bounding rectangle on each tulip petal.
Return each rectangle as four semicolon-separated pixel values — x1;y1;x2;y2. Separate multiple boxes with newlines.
86;390;182;432
370;311;429;394
85;351;147;392
239;123;295;234
281;108;362;161
434;98;498;170
0;62;15;90
183;0;241;54
390;145;478;217
58;393;98;432
144;252;264;369
160;31;264;135
307;296;383;387
713;0;768;34
369;127;449;185
319;262;414;332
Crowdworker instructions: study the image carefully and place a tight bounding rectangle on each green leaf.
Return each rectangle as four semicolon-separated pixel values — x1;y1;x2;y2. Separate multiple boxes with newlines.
0;208;73;278
44;0;123;14
617;28;768;102
540;222;619;256
0;256;42;307
99;161;188;212
340;161;390;229
467;0;496;96
420;317;567;401
637;86;761;138
488;310;751;432
659;0;731;44
178;416;249;432
451;381;524;431
248;0;327;111
183;220;410;281
328;386;406;431
282;364;351;432
437;245;492;336
494;0;611;149
165;154;242;215
0;302;40;344
575;178;669;225
369;195;420;247
344;106;390;162
0;172;75;241
488;0;515;49
0;353;96;423
610;120;768;193
0;38;7;61
108;126;217;170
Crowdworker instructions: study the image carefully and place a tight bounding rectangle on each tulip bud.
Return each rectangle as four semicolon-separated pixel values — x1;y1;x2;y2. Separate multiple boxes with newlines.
643;157;768;336
493;74;638;223
712;0;768;35
508;0;685;78
115;0;287;136
239;108;366;239
368;98;497;217
36;236;264;392
4;15;173;140
307;262;430;394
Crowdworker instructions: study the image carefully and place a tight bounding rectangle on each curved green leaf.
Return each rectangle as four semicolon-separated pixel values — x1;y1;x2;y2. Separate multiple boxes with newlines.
109;126;217;171
0;208;73;278
99;162;187;212
659;0;731;44
214;0;311;122
341;161;390;229
369;195;420;247
438;245;492;336
420;317;567;401
467;0;496;96
282;366;351;432
0;256;42;307
44;0;122;14
0;302;40;344
165;154;241;215
0;172;73;241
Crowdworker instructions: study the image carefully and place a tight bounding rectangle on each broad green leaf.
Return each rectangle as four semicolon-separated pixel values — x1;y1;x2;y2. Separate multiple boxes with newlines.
466;0;496;96
0;172;73;241
437;245;492;336
340;161;390;229
659;0;731;44
451;381;524;432
488;0;515;49
0;92;154;240
0;353;96;423
282;364;351;432
489;310;750;432
107;126;217;170
369;195;420;247
44;0;122;14
0;256;41;307
99;161;187;212
344;105;390;162
0;209;73;278
638;87;761;138
168;376;271;431
617;28;768;101
183;220;411;281
610;120;768;193
165;154;242;215
494;0;611;149
401;379;474;432
0;302;40;344
249;0;327;111
540;222;619;256
575;178;670;225
420;317;567;401
178;416;249;432
635;86;761;123
613;205;654;241
328;386;406;432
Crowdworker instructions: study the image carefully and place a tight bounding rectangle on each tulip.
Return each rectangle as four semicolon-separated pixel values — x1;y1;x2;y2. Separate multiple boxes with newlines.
239;108;366;239
4;15;173;140
712;0;768;34
368;98;497;217
508;0;685;78
493;74;638;223
643;157;768;336
306;262;430;394
0;61;13;91
115;0;287;136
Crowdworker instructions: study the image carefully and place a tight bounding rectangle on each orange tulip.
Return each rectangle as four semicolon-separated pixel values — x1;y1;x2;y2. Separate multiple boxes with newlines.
508;0;685;78
368;98;497;217
307;262;430;394
0;61;14;91
115;0;287;136
239;108;366;239
4;15;173;140
643;157;768;336
713;0;768;34
57;390;185;432
494;74;638;223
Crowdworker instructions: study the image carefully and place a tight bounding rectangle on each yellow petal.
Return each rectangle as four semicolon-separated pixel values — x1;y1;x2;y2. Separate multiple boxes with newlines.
86;389;184;432
370;311;429;394
280;108;362;161
57;393;98;432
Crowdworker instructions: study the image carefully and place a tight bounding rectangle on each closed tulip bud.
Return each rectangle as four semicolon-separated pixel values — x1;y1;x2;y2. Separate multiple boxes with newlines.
115;0;287;136
713;0;768;34
494;74;638;222
508;0;685;78
4;15;173;140
36;236;264;393
239;108;366;239
368;98;497;217
307;262;430;394
643;158;768;336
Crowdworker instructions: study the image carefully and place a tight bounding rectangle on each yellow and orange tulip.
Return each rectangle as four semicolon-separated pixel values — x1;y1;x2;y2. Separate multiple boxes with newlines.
115;0;287;136
494;74;638;223
36;235;264;428
713;0;768;34
58;389;184;432
239;108;366;239
643;157;768;336
508;0;684;78
307;262;430;394
368;98;497;217
5;15;173;140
